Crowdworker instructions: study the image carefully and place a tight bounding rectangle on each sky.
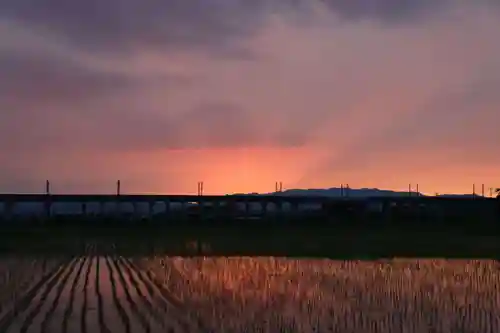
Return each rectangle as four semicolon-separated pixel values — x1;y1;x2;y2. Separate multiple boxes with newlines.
1;0;499;195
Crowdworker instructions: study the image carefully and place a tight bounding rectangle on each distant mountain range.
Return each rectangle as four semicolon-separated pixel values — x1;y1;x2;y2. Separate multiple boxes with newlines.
233;187;490;198
267;187;422;197
435;194;484;198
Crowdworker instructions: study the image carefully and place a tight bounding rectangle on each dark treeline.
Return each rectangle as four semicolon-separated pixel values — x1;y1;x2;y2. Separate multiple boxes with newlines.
1;209;500;259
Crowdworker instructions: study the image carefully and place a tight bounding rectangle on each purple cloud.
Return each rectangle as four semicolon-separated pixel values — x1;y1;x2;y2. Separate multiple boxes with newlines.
1;0;499;193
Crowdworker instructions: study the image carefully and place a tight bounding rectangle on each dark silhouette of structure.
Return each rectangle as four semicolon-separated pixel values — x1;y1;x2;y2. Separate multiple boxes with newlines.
0;193;498;228
0;181;498;229
1;181;499;259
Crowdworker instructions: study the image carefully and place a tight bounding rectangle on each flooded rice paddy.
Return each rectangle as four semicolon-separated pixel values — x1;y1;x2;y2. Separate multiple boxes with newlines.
1;249;500;332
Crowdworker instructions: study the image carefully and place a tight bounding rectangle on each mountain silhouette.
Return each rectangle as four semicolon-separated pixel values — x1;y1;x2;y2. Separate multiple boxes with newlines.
253;187;422;197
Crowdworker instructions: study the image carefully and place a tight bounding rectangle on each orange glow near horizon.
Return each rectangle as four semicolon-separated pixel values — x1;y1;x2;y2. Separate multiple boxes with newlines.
40;147;495;196
1;2;500;196
145;147;324;195
1;145;498;195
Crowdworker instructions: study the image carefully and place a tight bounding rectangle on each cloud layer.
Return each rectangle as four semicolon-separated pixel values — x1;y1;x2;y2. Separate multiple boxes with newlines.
1;0;499;194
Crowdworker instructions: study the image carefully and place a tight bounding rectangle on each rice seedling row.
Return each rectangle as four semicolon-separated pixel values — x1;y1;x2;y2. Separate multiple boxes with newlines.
139;257;500;333
0;251;195;333
3;242;500;333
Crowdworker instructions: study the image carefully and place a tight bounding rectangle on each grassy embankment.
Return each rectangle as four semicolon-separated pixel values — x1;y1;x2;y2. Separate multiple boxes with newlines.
0;220;499;258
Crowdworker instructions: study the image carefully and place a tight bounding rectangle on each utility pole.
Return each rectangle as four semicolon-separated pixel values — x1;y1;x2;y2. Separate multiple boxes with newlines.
44;180;51;220
340;184;349;197
115;180;121;217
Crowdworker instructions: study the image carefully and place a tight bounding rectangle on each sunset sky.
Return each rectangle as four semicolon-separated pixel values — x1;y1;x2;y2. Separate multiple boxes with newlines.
1;0;499;195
